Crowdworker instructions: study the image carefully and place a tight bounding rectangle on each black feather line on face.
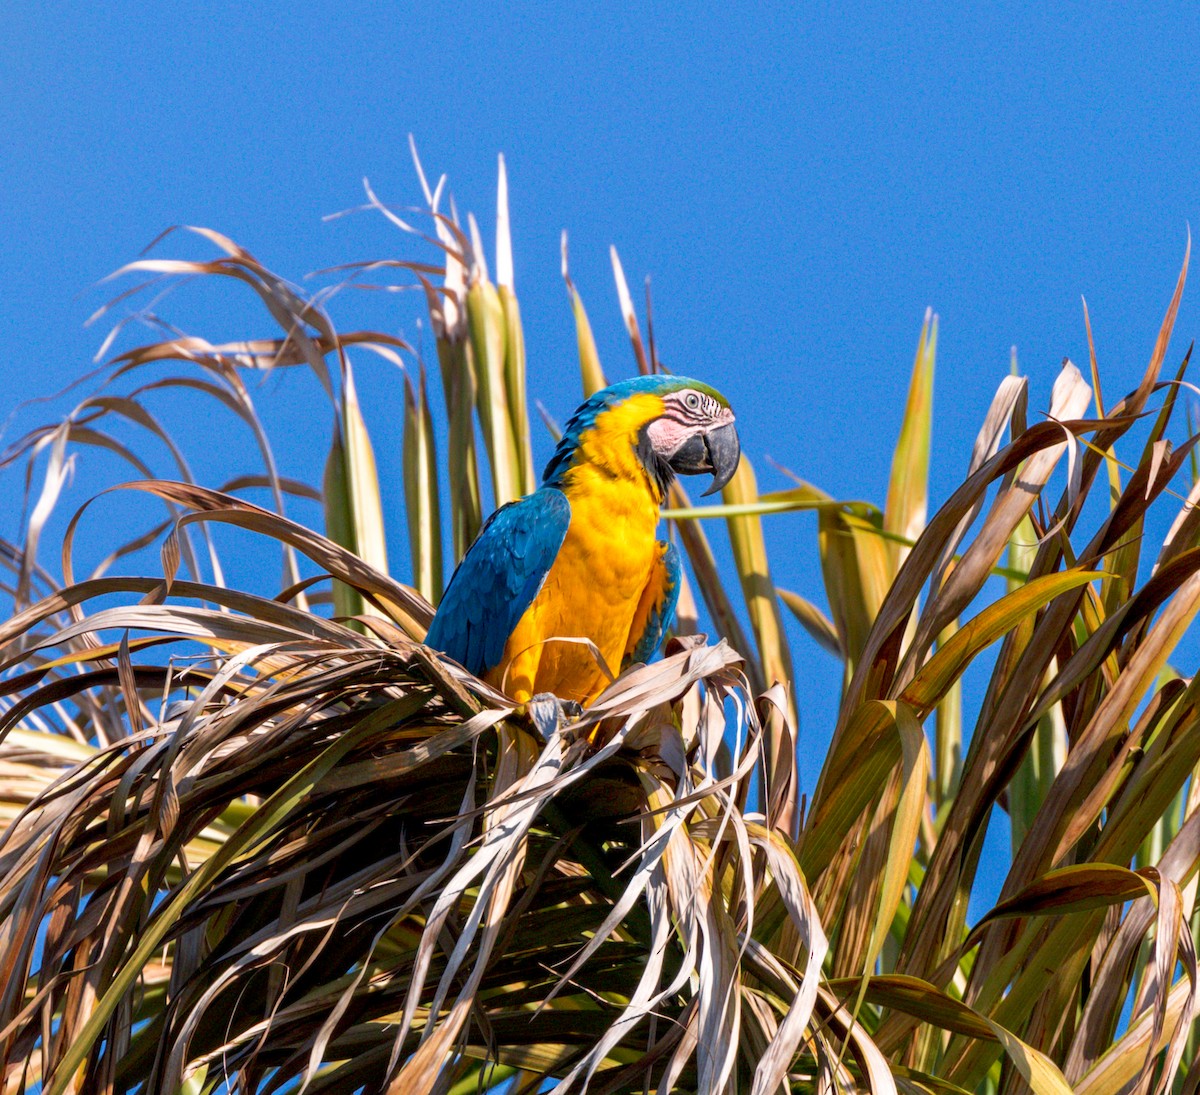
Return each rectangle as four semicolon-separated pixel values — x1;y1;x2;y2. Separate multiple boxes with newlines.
636;424;676;499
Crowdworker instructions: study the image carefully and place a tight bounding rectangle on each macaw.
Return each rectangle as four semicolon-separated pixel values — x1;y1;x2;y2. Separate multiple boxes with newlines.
425;375;740;705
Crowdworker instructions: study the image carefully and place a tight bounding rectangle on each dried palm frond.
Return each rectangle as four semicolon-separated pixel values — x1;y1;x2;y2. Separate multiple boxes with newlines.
0;524;829;1093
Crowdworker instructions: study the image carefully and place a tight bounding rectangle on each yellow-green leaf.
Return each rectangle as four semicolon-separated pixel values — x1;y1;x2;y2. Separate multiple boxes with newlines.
467;252;522;507
435;336;483;562
884;310;936;574
966;864;1157;948
722;455;797;820
777;587;841;657
901;570;1103;715
403;364;443;604
494;156;536;496
341;362;389;580
984;1019;1075;1095
862;702;929;971
561;231;606;396
322;411;364;620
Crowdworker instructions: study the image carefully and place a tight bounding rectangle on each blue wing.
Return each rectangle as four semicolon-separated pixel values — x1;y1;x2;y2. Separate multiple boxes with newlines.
625;541;682;667
425;488;571;676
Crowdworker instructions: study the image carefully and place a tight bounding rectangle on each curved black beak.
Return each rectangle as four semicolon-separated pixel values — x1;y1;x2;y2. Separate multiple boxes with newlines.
667;421;741;496
700;422;741;496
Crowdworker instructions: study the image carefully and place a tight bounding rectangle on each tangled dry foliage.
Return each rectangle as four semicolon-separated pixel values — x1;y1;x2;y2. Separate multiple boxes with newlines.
1;158;1199;1094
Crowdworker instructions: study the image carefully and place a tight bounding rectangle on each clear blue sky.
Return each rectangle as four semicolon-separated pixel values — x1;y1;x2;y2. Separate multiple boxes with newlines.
3;2;1199;909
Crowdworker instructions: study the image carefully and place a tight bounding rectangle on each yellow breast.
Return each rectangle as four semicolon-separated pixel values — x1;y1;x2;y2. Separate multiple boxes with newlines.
488;393;665;704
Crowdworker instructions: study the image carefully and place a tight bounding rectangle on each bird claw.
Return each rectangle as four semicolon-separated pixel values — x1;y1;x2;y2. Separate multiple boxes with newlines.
527;693;583;738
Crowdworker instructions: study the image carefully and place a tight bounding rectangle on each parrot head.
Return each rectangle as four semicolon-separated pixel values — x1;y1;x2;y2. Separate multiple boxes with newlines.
543;375;740;498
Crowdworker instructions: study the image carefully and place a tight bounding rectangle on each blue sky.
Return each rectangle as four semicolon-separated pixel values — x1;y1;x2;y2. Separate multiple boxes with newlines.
3;2;1199;910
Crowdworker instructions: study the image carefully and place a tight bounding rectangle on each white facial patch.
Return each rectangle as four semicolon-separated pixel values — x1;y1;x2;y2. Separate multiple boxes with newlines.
646;415;694;456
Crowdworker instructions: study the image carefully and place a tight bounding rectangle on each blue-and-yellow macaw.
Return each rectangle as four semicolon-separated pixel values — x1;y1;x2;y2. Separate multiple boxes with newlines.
425;375;739;705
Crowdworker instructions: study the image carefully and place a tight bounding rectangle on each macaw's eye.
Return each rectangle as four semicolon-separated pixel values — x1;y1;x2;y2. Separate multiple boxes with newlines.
684;392;701;410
